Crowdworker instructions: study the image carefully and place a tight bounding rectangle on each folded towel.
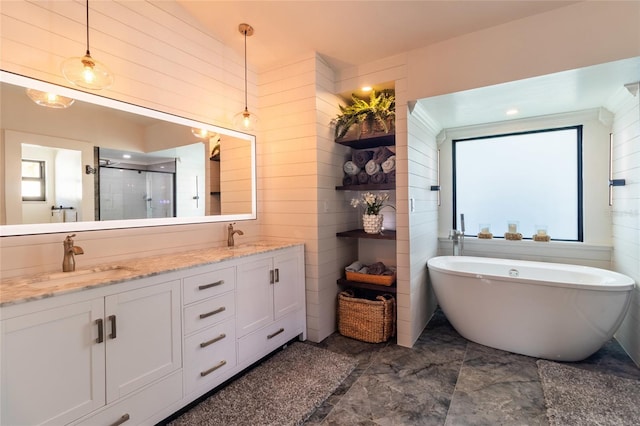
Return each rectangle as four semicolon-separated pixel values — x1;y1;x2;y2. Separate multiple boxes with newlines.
382;268;395;276
342;175;358;186
381;155;396;173
357;170;370;184
352;150;373;168
343;161;360;176
365;160;381;175
367;262;387;275
370;170;386;184
385;169;396;183
357;266;369;274
345;261;364;272
373;146;394;164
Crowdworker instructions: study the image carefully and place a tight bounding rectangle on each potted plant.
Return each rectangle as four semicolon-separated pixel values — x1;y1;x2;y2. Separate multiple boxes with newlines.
332;89;395;140
350;192;395;234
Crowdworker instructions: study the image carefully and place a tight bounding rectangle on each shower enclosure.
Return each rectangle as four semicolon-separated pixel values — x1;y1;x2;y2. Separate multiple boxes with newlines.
99;166;175;220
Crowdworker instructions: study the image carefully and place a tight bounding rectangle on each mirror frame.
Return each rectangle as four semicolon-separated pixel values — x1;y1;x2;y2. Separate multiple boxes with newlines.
0;71;257;236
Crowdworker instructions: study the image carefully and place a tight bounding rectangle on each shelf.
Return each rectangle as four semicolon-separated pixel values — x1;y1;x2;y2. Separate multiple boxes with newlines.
337;278;396;294
336;229;396;240
335;132;395;149
336;183;395;191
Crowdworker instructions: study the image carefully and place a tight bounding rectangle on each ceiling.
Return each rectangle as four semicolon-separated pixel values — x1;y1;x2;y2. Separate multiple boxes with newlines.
176;1;580;73
176;1;638;129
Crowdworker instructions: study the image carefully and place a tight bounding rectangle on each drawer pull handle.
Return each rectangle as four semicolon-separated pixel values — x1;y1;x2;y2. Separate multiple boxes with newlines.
269;270;274;284
109;413;130;426
267;327;285;340
200;333;227;348
199;280;224;290
108;315;117;339
95;318;104;344
199;306;226;319
200;360;227;377
274;268;280;283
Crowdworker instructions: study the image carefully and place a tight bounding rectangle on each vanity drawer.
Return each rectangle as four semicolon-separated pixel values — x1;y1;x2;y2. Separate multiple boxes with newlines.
73;370;182;426
183;266;236;305
237;310;304;366
184;319;236;396
184;292;235;335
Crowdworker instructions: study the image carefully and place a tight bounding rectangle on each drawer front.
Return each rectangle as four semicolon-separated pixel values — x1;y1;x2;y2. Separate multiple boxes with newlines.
183;266;236;305
184;292;235;335
184;319;237;396
73;370;182;426
237;309;305;366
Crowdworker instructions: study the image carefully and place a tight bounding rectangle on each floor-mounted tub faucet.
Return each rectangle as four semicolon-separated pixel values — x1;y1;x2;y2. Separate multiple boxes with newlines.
62;234;84;272
449;213;465;256
227;223;244;247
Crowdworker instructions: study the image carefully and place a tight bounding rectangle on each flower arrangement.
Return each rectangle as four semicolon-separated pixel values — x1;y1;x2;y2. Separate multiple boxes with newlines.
350;192;394;215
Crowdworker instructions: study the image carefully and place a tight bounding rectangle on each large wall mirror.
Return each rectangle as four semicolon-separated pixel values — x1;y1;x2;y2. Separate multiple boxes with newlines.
0;71;256;236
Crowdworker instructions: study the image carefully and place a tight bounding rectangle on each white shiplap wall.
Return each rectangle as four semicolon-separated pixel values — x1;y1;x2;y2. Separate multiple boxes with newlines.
0;0;260;278
609;85;640;366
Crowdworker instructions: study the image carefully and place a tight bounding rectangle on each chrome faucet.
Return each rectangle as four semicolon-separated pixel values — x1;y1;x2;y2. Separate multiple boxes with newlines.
62;234;84;272
227;223;244;247
448;213;465;256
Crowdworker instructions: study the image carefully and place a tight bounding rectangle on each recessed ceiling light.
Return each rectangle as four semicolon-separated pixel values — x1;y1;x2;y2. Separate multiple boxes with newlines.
506;108;519;116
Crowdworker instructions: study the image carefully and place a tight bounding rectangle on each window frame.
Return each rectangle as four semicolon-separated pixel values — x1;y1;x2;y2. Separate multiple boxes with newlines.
452;125;584;242
21;159;47;202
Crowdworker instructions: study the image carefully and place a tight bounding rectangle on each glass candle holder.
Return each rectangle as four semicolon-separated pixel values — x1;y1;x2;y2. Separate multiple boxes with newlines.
535;225;548;237
507;221;518;233
479;224;491;234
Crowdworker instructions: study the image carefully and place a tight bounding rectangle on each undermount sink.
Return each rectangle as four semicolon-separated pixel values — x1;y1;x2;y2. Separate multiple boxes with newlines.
26;265;137;288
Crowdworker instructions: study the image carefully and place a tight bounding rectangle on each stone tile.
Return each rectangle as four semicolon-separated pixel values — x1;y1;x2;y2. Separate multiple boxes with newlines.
444;342;547;426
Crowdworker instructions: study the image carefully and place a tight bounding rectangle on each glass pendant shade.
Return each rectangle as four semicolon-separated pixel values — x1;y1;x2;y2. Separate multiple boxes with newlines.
25;88;75;109
232;107;258;131
62;53;113;90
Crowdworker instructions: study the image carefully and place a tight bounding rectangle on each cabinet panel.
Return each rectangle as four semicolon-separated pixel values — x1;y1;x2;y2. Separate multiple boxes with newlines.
184;318;236;395
105;280;181;403
183;266;235;305
183;291;235;335
273;250;303;320
236;257;274;337
1;299;105;426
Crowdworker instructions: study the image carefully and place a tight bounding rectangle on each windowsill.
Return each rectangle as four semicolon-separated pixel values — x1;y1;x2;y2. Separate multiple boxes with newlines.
437;237;613;268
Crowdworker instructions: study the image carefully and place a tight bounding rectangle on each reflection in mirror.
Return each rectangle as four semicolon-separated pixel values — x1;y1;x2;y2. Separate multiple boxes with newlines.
0;71;256;236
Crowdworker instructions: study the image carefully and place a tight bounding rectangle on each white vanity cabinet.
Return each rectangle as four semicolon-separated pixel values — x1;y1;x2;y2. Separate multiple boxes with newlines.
0;277;182;426
236;245;306;365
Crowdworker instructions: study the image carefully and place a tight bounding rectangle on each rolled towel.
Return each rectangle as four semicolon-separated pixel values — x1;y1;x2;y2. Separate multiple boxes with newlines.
343;175;358;186
381;155;396;173
365;159;381;176
367;262;386;275
352;150;373;168
343;161;360;176
357;170;370;184
345;261;364;272
370;170;385;184
385;169;396;183
373;146;394;164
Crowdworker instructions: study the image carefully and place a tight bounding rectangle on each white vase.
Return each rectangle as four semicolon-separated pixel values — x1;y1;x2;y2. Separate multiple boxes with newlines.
363;214;383;234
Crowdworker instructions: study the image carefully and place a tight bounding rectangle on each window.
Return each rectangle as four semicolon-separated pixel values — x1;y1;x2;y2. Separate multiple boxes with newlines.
21;159;46;201
453;126;582;241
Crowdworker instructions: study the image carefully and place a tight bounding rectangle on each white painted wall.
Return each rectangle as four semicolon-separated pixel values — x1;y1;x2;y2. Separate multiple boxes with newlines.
607;85;640;366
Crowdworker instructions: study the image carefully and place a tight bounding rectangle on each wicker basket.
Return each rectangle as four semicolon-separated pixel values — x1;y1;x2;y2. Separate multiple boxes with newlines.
345;271;396;286
338;290;395;343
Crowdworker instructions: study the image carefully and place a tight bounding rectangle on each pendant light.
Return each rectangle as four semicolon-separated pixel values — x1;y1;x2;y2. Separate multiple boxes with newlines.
232;23;258;131
25;88;75;109
62;0;113;90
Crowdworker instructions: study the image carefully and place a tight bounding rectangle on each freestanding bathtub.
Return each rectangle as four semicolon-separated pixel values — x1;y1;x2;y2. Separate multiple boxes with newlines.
427;256;635;361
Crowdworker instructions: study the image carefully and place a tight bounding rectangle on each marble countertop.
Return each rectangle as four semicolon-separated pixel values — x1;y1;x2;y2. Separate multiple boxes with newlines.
0;241;302;307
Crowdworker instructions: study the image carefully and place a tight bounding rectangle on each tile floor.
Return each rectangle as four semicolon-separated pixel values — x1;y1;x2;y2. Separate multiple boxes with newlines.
304;310;640;425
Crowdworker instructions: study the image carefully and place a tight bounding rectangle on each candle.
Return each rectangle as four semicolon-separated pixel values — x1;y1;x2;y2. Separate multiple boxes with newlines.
537;229;547;236
481;227;489;233
508;223;517;233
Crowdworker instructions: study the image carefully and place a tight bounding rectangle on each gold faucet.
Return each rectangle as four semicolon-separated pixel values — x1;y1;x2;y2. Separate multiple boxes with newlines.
227;223;244;247
62;234;84;272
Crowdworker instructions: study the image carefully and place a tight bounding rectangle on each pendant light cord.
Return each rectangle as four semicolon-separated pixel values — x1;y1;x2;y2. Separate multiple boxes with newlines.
85;0;91;56
243;28;248;110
